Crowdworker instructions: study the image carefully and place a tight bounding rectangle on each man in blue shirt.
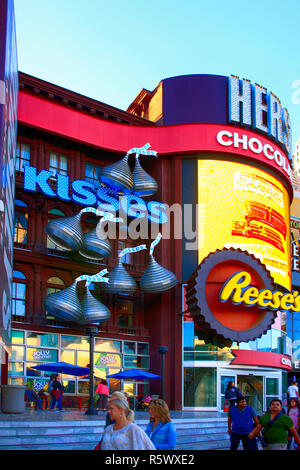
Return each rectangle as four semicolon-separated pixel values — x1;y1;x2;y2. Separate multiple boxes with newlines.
228;396;259;450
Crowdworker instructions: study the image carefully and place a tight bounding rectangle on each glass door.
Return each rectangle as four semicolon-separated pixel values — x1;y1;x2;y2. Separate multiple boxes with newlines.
265;376;280;410
237;375;264;414
220;374;236;411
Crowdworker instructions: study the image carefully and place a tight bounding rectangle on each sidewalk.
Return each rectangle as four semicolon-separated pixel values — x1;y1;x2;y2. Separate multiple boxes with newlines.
0;408;226;422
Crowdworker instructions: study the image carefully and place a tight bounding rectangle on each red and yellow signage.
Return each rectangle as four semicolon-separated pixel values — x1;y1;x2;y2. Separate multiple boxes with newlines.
197;160;291;291
219;270;300;312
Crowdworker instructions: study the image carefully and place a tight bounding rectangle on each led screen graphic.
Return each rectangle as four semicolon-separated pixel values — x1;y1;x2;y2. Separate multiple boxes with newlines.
197;160;291;290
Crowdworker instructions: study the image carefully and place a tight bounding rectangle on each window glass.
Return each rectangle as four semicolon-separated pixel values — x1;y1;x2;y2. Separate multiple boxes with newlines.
184;322;195;350
107;370;121;393
47;277;65;286
95;353;121;369
11;345;24;361
85;162;101;189
61;335;89;350
27;332;59;347
184;367;217;407
8;362;24;376
94;338;121;353
266;377;279;396
26;347;58;363
137;356;150;369
12;278;26;316
11;330;24;344
78;381;89;394
15;200;28;208
9;377;25;386
124;382;135;396
49;208;65;216
124;342;135;354
60;350;75;364
26;378;49;392
16;142;30;172
13;270;26;280
62;380;75;394
118;314;134;328
77;351;89;368
14;210;28;244
26;363;42;377
124;355;149;369
137;343;149;355
49;152;68;177
94;366;107;380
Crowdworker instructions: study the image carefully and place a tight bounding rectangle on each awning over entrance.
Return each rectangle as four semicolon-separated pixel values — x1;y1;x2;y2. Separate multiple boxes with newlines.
231;349;292;372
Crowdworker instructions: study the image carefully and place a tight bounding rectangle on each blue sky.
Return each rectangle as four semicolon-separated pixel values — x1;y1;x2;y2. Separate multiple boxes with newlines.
14;0;300;151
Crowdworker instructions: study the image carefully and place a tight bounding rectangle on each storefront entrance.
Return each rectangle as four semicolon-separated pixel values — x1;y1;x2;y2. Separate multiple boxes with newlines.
237;375;263;413
219;369;281;413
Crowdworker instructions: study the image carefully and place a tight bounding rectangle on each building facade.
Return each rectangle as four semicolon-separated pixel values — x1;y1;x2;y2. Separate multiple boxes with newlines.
2;70;295;412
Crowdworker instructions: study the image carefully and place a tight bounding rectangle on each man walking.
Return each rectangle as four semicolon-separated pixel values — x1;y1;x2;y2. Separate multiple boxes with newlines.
288;381;299;404
228;396;259;450
249;398;300;450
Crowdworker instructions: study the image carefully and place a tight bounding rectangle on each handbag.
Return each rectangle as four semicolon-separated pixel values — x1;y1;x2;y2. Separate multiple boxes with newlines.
94;439;102;450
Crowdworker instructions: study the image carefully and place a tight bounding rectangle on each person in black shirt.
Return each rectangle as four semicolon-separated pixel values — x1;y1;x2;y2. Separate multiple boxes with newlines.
50;373;65;412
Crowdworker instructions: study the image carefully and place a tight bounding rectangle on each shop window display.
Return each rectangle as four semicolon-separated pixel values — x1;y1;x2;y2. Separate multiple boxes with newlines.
184;367;217;408
8;330;150;396
27;332;59;348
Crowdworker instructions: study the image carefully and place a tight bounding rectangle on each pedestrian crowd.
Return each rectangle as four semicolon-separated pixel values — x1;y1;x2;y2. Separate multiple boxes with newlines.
94;391;177;450
226;380;300;451
25;374;300;451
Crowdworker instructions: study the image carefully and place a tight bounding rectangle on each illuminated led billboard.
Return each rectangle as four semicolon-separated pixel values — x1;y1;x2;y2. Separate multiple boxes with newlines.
197;159;291;290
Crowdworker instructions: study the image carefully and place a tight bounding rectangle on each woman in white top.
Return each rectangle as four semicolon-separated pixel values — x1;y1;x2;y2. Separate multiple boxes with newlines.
101;399;155;450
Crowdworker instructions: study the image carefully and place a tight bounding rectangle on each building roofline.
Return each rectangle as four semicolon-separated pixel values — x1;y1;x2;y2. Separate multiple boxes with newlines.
19;71;154;127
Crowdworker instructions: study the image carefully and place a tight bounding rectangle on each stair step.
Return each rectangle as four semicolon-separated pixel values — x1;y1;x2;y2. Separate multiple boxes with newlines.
0;416;231;450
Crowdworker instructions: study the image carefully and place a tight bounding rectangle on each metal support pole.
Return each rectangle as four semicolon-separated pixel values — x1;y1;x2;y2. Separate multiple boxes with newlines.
158;346;168;400
85;325;98;415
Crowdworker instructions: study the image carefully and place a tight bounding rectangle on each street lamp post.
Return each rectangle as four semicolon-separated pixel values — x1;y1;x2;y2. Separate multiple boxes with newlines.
158;346;168;400
85;325;99;415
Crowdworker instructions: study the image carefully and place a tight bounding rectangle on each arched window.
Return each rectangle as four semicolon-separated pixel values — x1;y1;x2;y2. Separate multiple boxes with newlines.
49;209;65;216
14;201;29;245
45;277;65;320
12;270;27;317
47;209;65;249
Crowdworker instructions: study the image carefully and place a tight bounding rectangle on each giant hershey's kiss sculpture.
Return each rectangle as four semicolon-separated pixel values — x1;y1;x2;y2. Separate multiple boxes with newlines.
43;144;177;326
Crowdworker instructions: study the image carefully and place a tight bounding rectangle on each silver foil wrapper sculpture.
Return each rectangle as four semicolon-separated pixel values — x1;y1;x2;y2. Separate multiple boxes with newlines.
140;254;177;293
98;154;133;192
103;258;137;295
78;287;110;325
140;233;177;293
79;227;112;260
43;281;82;322
132;156;158;197
45;212;83;251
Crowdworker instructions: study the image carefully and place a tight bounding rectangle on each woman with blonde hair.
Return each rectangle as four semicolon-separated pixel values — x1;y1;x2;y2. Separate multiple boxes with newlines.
105;391;133;428
100;398;155;450
145;398;176;450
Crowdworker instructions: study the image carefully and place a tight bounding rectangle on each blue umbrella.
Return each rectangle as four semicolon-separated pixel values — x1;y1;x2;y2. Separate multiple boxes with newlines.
32;362;90;376
106;369;160;380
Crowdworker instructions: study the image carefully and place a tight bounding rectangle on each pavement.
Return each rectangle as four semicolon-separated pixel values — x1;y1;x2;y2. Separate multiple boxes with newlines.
0;408;226;422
